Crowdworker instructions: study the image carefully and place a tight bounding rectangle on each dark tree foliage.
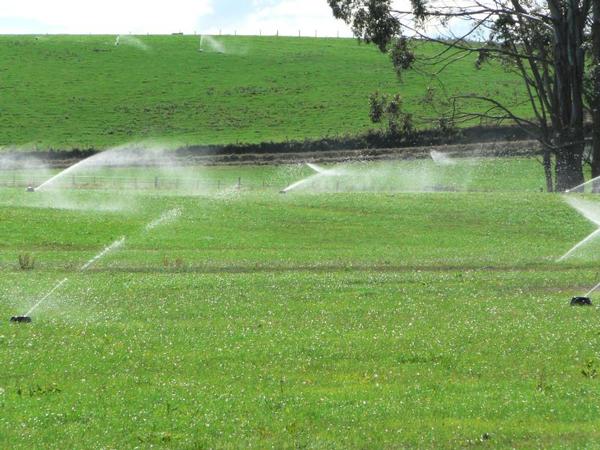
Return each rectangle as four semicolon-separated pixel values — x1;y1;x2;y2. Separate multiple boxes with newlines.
390;37;416;78
369;92;414;136
368;91;386;122
329;0;600;192
328;0;401;51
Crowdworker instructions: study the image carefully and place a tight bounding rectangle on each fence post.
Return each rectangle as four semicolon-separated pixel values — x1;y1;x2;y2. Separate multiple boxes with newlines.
72;175;75;188
237;177;241;189
217;180;221;190
154;176;159;189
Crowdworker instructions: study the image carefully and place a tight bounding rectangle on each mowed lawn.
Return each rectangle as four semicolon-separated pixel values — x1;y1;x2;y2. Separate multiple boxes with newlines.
1;159;600;448
0;35;528;150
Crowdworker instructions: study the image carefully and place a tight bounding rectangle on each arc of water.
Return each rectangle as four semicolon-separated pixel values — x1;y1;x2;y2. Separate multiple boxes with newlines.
19;237;125;317
35;153;99;191
34;145;149;192
145;207;182;231
566;175;600;193
306;162;345;176
306;163;327;174
282;176;315;193
430;150;455;166
557;228;600;261
282;162;345;193
585;280;600;297
558;197;600;261
80;237;126;271
24;278;69;316
17;208;180;318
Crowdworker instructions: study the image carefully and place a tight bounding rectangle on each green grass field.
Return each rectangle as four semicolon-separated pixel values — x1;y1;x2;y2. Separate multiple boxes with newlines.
2;157;600;448
0;35;527;150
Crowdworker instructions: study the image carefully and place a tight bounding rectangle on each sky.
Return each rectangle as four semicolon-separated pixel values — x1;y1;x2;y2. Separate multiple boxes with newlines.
0;0;355;37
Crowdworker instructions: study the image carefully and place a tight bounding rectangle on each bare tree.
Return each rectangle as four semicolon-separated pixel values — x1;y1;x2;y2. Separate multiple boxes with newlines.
328;0;595;191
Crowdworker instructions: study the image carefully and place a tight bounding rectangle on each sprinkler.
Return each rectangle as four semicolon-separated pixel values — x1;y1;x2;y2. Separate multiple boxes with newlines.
10;316;32;323
279;190;287;194
26;185;35;192
570;296;592;306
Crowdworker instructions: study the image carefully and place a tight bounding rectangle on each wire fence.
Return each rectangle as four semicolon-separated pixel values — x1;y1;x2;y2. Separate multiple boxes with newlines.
0;174;283;191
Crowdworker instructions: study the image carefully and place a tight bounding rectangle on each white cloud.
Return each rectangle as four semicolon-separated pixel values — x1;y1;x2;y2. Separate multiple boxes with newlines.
0;0;478;37
210;0;354;37
1;0;213;34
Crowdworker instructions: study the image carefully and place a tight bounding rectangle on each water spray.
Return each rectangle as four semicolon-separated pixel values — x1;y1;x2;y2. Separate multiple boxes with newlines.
80;237;125;271
34;144;205;194
281;162;340;193
570;280;600;306
584;281;600;298
430;151;455;166
558;198;600;261
198;35;225;54
557;228;600;262
144;208;182;231
306;163;327;174
565;175;600;193
281;177;313;194
10;278;68;324
9;237;124;323
557;197;600;305
10;207;182;323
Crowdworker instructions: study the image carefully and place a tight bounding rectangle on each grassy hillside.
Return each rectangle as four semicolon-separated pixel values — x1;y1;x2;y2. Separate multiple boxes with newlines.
0;35;527;150
1;157;600;447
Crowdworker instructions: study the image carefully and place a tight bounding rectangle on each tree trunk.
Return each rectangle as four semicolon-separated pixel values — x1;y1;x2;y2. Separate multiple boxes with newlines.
550;0;586;192
592;107;600;190
591;0;600;190
543;148;554;192
555;136;585;191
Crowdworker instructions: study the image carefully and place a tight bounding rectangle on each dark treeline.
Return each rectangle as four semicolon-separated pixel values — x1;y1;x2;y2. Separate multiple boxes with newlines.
13;123;596;163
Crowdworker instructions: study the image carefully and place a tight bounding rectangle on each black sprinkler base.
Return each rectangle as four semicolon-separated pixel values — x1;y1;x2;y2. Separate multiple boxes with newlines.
571;297;592;306
10;316;32;323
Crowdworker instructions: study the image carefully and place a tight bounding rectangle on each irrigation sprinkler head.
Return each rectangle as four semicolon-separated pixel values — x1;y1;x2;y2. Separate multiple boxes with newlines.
10;316;32;323
279;190;287;194
570;296;592;306
26;186;35;192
